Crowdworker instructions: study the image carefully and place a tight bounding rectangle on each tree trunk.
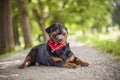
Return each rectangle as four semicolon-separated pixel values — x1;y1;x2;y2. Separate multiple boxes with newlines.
39;1;49;42
0;0;15;54
17;0;32;48
33;11;49;42
32;1;49;42
13;15;20;46
39;19;49;42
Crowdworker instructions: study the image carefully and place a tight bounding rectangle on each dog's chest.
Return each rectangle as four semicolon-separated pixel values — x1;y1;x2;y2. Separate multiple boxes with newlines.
47;44;73;60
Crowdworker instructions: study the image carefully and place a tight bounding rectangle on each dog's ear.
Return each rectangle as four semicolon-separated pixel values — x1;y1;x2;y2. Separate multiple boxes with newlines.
45;25;53;34
45;27;51;34
46;23;57;34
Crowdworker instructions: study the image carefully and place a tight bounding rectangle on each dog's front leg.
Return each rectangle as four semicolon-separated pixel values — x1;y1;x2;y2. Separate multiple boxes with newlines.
66;55;75;63
19;56;32;69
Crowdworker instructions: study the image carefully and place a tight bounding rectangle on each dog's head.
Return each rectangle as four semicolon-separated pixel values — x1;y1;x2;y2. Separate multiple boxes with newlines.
46;23;68;44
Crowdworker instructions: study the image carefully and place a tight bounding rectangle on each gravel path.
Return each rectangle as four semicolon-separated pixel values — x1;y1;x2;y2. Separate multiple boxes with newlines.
0;42;120;80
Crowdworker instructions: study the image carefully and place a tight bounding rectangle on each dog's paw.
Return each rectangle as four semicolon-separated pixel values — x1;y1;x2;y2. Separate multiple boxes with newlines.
69;63;77;69
18;64;25;69
74;59;89;67
63;63;77;69
81;62;89;67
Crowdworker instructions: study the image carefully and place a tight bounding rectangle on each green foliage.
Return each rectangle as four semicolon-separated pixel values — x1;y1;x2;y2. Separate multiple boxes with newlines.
21;0;114;38
112;1;120;26
11;0;114;37
116;36;120;44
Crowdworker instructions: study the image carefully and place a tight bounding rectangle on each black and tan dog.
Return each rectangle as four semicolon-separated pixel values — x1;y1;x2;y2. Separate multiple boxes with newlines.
19;23;89;69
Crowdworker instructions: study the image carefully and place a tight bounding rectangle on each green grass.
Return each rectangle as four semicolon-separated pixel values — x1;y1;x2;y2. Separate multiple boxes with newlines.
94;40;120;59
78;33;120;59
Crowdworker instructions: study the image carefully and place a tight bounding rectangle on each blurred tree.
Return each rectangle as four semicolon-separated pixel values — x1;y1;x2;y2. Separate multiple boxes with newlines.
13;14;20;46
31;0;49;42
24;0;113;39
0;0;114;54
112;1;120;29
47;0;112;32
88;0;112;32
0;0;15;54
12;0;20;46
17;0;32;48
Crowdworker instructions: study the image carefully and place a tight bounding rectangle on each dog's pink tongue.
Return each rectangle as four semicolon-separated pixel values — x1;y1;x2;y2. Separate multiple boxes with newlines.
57;34;64;39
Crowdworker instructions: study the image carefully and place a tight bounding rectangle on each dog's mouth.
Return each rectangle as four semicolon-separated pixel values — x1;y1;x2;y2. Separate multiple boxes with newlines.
56;34;65;40
52;33;66;43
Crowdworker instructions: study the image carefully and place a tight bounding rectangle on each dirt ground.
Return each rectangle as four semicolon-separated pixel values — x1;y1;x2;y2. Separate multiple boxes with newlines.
0;41;120;80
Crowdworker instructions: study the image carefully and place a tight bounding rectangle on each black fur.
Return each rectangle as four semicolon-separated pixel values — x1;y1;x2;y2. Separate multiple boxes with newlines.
27;43;74;67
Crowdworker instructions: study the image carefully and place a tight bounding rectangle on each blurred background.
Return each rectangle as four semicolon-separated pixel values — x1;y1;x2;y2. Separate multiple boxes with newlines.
0;0;120;58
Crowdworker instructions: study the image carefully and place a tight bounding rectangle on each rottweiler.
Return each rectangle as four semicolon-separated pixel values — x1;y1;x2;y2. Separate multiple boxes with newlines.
19;23;89;69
